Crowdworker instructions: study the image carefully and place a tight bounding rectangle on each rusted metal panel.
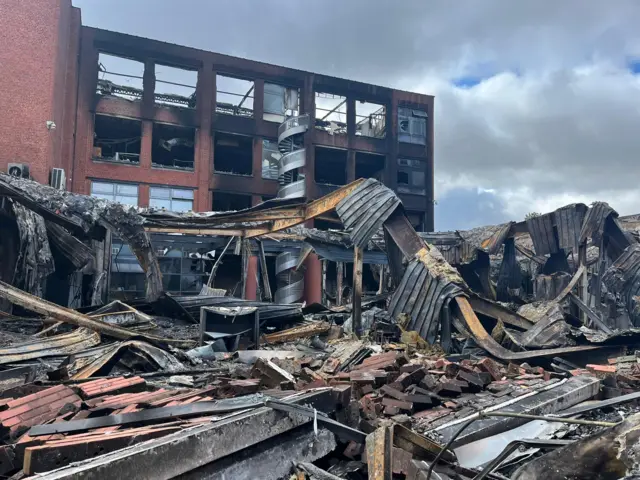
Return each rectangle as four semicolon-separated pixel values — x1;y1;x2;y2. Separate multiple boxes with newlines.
526;212;558;256
388;260;462;344
555;203;588;254
579;201;616;245
336;179;401;248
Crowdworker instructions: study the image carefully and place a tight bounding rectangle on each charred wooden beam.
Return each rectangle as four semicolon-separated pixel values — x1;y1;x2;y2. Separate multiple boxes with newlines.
352;246;364;338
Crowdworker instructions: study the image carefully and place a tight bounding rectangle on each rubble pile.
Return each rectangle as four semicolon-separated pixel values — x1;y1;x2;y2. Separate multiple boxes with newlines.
3;175;640;478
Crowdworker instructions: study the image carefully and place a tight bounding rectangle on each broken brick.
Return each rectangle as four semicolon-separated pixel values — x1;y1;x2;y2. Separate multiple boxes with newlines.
382;397;413;413
477;358;503;381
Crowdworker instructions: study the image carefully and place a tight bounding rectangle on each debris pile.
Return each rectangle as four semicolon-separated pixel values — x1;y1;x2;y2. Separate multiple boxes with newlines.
2;174;640;478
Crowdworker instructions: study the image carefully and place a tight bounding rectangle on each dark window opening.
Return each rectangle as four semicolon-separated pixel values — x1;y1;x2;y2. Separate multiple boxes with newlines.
315;147;347;186
152;123;195;170
356;101;386;138
97;53;144;102
214;132;253;175
212;192;252;212
356;152;385;181
155;64;197;108
315;92;347;134
93;115;141;164
397;171;410;185
397;158;426;195
216;75;254;117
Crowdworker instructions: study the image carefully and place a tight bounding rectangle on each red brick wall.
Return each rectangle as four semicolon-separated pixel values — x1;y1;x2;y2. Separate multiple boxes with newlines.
0;0;78;184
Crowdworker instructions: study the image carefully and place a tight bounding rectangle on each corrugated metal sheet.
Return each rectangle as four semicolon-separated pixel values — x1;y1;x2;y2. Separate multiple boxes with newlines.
305;240;388;265
418;232;472;265
336;179;401;248
579;201;616;245
555;203;588;254
388;260;462;344
526;212;558;256
603;244;640;326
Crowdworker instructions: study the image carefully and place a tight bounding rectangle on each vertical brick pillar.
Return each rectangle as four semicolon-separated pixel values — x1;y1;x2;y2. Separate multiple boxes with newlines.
301;75;316;199
195;61;214;212
139;121;153;169
138;184;150;208
304;253;322;305
252;137;263;179
385;96;398;190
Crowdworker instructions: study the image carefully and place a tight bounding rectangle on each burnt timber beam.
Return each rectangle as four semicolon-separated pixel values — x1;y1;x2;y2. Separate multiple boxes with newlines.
366;425;393;480
245;179;366;238
468;295;534;330
144;227;305;240
29;391;334;480
0;281;195;348
352;246;364;338
257;240;272;301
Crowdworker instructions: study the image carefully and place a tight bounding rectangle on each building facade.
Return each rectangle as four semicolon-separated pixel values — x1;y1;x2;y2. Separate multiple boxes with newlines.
0;0;434;304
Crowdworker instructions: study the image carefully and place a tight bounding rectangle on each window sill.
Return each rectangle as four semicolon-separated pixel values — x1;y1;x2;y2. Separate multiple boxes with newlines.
92;158;140;167
151;164;195;173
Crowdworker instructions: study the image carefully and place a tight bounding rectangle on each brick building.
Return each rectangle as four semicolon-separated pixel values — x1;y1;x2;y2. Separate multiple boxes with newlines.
0;0;434;305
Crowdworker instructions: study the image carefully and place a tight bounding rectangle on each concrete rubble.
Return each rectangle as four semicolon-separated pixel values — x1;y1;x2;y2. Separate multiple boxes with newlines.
2;175;640;478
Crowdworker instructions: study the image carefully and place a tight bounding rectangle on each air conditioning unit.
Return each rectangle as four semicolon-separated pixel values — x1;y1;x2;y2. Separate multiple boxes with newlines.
49;168;66;190
7;163;29;179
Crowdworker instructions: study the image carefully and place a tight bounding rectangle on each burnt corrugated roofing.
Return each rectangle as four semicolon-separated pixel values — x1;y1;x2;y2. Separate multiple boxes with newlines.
580;201;616;245
388;260;462;344
526;212;558;256
336;179;401;248
555;204;588;254
603;244;640;326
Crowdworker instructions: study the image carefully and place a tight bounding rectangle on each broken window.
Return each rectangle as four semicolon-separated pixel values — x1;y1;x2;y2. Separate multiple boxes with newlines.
156;245;209;295
398;107;428;145
212;192;252;211
152;123;195;170
149;187;194;212
356;152;385;180
90;181;138;206
92;114;141;164
262;139;281;180
356;101;386;138
397;158;426;195
216;75;254;117
96;53;144;102
314;92;347;134
263;83;299;123
315;147;347;186
214;132;253;176
154;64;197;108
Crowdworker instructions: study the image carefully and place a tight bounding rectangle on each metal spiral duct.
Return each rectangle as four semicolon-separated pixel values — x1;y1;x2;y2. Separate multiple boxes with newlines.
274;250;304;304
274;115;310;304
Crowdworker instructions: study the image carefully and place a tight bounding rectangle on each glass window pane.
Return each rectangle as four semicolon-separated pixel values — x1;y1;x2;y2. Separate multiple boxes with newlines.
117;184;138;195
115;195;138;206
172;189;193;199
91;182;114;195
411;171;425;187
264;83;285;114
172;199;193;212
149;198;172;210
150;187;171;199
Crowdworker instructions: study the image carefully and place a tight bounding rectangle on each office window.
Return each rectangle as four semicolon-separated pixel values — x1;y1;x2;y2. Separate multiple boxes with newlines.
149;187;194;212
91;181;138;206
398;107;427;145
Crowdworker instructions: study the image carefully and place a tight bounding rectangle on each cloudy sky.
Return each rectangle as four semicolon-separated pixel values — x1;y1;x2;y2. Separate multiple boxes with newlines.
73;0;640;231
